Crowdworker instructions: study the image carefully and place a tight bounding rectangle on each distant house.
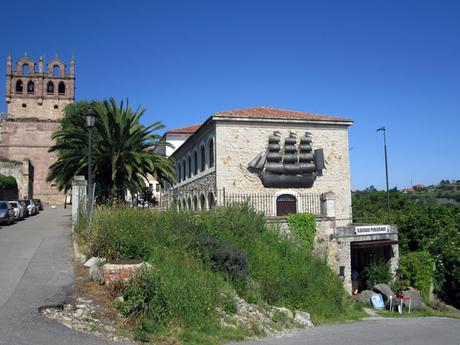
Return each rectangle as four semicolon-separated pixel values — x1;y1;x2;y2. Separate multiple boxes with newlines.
413;184;426;190
402;188;415;193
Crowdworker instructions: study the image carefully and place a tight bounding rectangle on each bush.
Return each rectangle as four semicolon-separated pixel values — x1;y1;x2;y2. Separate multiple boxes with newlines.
362;260;392;289
196;235;249;281
0;175;17;190
399;251;434;300
287;213;316;248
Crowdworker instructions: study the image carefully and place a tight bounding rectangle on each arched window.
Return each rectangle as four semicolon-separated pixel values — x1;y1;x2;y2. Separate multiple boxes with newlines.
276;194;297;216
16;80;23;93
47;81;54;94
208;139;214;168
177;164;182;183
188;156;192;178
200;145;206;171
193;150;198;175
193;195;198;211
53;65;60;77
208;192;216;209
27;81;34;94
58;81;65;94
22;64;30;75
187;197;192;210
200;194;206;211
182;160;186;181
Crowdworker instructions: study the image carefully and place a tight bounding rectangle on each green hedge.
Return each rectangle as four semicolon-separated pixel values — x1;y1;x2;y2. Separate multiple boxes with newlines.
399;251;434;300
0;175;17;190
287;213;316;249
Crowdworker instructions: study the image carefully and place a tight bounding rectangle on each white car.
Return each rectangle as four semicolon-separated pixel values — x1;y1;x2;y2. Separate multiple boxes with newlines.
9;200;25;221
22;199;38;216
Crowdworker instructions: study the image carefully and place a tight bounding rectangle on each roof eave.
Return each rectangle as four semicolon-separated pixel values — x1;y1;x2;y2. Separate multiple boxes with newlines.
212;116;353;126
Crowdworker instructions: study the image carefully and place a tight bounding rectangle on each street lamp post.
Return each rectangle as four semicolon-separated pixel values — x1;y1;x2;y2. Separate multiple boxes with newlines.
86;109;96;215
376;127;390;222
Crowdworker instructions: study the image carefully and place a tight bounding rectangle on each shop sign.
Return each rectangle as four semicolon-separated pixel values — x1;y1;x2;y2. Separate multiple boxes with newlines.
354;225;389;235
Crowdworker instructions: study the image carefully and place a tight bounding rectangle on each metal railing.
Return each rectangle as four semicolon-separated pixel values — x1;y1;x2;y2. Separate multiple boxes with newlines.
159;188;323;216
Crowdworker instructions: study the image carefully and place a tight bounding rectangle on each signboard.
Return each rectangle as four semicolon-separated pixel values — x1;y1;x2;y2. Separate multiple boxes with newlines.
355;225;389;236
371;294;385;310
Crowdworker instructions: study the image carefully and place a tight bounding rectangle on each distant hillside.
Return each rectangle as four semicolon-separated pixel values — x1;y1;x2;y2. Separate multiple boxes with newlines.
406;180;460;205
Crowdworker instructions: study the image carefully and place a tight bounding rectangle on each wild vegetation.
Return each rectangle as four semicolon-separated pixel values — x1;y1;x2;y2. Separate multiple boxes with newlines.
47;99;175;201
76;205;359;344
352;188;460;307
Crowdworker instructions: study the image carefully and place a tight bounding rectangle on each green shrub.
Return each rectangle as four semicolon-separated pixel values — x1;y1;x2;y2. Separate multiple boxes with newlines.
287;213;316;249
196;235;249;281
0;175;17;190
362;260;392;289
399;251;434;300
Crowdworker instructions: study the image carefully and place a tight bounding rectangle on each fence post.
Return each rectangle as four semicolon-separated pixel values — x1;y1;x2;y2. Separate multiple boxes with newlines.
71;175;87;228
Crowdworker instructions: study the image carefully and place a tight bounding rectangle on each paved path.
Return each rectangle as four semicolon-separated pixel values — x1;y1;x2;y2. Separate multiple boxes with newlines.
229;317;460;345
0;206;131;345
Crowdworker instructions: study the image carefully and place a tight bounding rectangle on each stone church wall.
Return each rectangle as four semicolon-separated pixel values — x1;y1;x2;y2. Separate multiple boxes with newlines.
0;119;63;204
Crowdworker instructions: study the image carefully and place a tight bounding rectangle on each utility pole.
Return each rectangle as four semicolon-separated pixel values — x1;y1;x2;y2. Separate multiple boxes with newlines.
377;127;390;222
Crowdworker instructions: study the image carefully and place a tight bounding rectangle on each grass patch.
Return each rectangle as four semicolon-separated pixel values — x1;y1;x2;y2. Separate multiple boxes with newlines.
76;205;361;344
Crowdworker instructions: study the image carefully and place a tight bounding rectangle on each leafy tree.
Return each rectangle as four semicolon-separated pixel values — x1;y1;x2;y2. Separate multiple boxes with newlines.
47;98;175;201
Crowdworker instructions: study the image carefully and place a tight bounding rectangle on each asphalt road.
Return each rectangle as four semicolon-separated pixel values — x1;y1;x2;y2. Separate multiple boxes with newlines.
228;317;460;345
0;206;132;345
1;206;459;345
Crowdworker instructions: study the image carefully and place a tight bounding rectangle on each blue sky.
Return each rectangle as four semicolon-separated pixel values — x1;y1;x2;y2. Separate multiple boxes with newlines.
1;0;459;189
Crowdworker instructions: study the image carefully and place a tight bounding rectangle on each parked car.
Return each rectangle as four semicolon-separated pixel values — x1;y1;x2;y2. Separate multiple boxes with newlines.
9;200;25;221
33;199;43;211
0;201;15;225
19;200;29;217
22;199;38;216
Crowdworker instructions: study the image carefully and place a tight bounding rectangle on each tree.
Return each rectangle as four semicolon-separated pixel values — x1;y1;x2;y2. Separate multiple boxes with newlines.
47;98;175;201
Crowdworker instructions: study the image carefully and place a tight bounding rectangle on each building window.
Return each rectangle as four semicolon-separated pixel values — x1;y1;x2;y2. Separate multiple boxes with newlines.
200;145;206;171
53;65;60;77
193;150;198;175
21;103;27;108
47;81;54;94
187;156;192;179
54;105;59;109
22;64;30;75
208;139;214;168
27;81;34;94
178;164;182;182
58;81;65;94
182;161;186;181
16;80;23;93
276;194;297;216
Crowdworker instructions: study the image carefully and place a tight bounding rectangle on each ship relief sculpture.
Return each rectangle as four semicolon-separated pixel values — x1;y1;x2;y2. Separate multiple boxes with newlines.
248;131;325;188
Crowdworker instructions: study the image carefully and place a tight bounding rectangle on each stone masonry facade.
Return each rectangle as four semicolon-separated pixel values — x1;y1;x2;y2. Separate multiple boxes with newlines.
215;120;352;225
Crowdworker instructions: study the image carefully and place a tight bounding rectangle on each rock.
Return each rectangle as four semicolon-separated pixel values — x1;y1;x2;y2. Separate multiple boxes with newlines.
373;283;394;300
270;306;294;319
403;289;427;310
294;311;313;327
355;290;378;305
84;257;106;268
89;265;104;285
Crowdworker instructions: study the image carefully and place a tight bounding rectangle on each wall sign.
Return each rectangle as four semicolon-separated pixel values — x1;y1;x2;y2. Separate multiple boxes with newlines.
248;131;325;188
354;225;389;235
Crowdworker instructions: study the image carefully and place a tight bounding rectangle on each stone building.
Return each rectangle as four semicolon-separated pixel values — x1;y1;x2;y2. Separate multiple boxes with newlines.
0;53;75;203
162;106;399;294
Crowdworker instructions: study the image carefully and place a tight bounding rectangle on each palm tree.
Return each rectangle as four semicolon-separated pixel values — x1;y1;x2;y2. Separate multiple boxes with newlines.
47;98;175;201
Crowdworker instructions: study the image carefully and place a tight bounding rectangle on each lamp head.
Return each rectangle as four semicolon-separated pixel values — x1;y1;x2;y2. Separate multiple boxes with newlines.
85;108;96;128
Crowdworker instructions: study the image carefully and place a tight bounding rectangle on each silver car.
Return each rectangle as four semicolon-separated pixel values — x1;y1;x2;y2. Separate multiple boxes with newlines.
9;201;25;221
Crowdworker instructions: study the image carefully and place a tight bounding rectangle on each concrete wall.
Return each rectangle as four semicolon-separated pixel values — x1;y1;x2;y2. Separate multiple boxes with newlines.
215;120;352;225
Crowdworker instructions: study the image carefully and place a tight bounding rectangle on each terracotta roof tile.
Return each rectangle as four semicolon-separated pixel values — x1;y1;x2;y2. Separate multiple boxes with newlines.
165;124;201;134
212;106;352;122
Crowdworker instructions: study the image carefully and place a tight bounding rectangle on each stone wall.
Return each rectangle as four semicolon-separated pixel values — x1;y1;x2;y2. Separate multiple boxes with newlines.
169;172;216;210
0;158;33;199
215;120;352;225
7;98;73;121
0;119;64;203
